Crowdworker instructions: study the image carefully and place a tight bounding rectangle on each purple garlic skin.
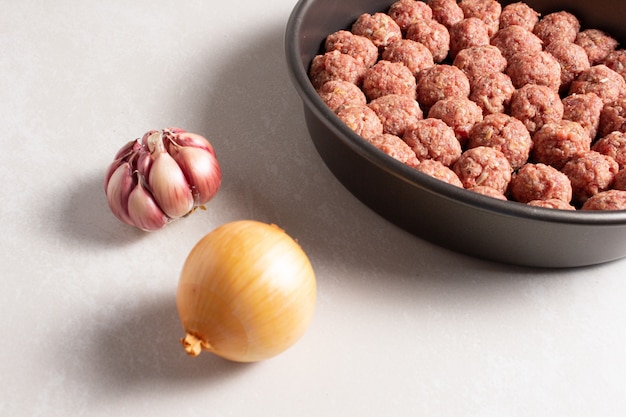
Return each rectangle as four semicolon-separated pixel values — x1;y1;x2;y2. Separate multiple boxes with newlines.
104;128;222;231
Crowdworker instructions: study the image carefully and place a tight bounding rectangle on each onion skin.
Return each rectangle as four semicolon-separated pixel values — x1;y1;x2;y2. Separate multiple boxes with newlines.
176;220;317;362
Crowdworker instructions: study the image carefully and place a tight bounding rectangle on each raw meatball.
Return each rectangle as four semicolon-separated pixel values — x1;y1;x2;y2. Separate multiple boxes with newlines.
309;50;367;89
458;0;501;37
499;2;539;31
598;99;626;138
603;50;626;80
415;159;464;187
351;12;403;50
506;50;562;91
582;189;626;210
562;151;619;203
382;39;435;77
362;60;417;101
366;133;420;167
510;84;564;134
531;120;591;169
527;199;576;210
368;94;424;137
453;45;508;83
387;0;433;33
453;146;512;193
569;65;626;105
325;30;379;68
416;64;471;109
575;29;619;65
545;41;591;92
533;11;580;46
468;185;508;200
613;168;626;190
509;163;573;203
403;118;462;166
490;25;543;61
406;18;450;63
427;0;464;29
469;72;516;115
562;93;603;140
449;18;491;59
335;103;384;139
467;113;532;169
317;80;367;112
592;131;626;169
428;97;483;144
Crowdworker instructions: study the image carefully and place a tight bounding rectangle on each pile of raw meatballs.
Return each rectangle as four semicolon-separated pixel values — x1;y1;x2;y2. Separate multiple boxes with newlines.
309;0;626;210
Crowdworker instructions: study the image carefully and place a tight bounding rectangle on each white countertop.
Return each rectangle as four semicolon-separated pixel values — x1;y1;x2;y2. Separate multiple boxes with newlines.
2;1;626;416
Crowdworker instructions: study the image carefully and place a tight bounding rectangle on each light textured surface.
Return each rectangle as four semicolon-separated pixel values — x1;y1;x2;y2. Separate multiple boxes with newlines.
1;1;626;416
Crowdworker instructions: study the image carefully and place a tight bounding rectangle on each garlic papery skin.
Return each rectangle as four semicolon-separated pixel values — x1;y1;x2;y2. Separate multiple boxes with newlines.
104;128;222;231
176;220;317;363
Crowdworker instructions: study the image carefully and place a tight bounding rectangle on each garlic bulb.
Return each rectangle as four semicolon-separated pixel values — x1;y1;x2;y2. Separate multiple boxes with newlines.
176;220;317;362
104;128;222;231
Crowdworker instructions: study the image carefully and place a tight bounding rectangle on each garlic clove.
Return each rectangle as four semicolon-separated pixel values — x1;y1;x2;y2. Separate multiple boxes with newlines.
105;163;135;226
170;145;222;205
127;178;169;231
169;129;216;155
148;150;194;219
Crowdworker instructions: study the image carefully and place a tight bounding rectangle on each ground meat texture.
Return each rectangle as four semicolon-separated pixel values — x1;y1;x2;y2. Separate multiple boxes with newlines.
335;103;384;139
317;80;367;112
582;189;626;210
325;30;379;68
428;97;483;145
561;151;619;203
468;185;508;200
403;118;462;166
458;0;501;37
449;18;491;59
545;41;591;93
506;50;562;91
509;84;564;135
575;29;619;66
368;94;424;137
382;39;435;77
351;12;403;50
387;0;433;33
533;11;581;46
415;159;464;187
453;146;512;193
469;72;515;115
453;45;507;84
467;113;532;169
490;25;543;61
527;199;576;210
562;93;603;140
613;168;626;190
598;99;626;138
406;18;450;63
592;131;626;169
416;64;471;109
603;50;626;81
531;120;591;169
366;133;420;167
499;2;539;31
427;0;464;29
309;50;367;89
362;60;417;101
569;65;626;105
509;163;573;203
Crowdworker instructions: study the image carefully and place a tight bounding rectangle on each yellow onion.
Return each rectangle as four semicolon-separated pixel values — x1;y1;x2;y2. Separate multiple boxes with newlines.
176;220;317;362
